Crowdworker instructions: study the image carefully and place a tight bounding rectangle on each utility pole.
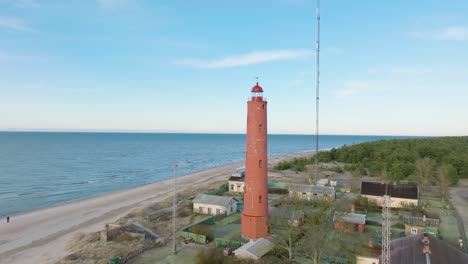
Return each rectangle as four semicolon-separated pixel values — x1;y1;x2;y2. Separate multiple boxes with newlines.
381;195;391;264
172;163;178;254
314;0;321;183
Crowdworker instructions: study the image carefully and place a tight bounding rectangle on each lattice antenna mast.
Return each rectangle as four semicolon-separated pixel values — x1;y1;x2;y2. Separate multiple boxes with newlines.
314;0;321;183
172;163;178;254
381;195;391;264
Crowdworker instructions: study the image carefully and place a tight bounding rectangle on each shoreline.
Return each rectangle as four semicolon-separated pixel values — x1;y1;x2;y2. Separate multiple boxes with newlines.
3;151;314;218
0;151;313;264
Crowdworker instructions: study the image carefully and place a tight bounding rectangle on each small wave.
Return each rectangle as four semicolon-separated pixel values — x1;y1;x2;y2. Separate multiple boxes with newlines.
18;192;35;196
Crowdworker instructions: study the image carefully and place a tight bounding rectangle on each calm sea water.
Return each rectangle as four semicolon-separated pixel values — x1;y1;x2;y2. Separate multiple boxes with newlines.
0;132;408;215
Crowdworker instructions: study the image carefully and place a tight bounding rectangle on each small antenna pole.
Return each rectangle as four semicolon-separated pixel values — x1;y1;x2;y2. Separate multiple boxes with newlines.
314;0;321;183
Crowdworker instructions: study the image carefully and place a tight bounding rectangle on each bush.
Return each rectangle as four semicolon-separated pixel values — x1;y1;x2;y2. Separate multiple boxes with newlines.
330;166;344;173
195;248;227;264
177;208;191;218
189;224;214;240
113;232;139;243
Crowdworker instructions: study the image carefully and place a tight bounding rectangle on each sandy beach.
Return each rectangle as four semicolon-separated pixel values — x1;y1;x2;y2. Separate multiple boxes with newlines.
0;152;309;264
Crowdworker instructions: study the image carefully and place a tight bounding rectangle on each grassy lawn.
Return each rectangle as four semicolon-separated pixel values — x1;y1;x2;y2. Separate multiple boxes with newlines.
213;223;242;240
212;213;242;240
420;196;461;246
133;244;199;264
215;213;241;226
366;225;406;241
439;214;461;247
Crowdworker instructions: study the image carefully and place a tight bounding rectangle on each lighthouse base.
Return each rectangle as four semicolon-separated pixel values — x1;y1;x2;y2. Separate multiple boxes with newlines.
241;214;269;239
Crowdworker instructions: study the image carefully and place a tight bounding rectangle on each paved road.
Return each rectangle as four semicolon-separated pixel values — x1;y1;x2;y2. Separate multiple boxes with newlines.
448;179;468;252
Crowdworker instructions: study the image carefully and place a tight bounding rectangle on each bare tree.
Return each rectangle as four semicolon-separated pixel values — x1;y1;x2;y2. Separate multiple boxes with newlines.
350;169;362;193
269;198;305;260
296;200;357;264
437;165;450;202
380;168;390;182
415;158;435;194
308;163;321;185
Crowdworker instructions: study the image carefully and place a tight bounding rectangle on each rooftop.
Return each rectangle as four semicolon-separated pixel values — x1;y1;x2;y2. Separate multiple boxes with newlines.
360;181;419;199
403;216;439;227
192;193;237;207
334;212;366;225
251;82;263;93
288;183;335;196
390;233;468;264
233;238;273;260
269;207;304;220
228;175;245;182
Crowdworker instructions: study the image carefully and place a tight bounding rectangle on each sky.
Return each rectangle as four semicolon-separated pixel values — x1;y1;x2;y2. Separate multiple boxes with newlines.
0;0;467;136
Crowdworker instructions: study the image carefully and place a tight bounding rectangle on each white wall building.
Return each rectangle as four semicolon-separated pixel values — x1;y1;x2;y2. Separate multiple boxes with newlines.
289;183;335;201
228;174;245;193
192;193;238;216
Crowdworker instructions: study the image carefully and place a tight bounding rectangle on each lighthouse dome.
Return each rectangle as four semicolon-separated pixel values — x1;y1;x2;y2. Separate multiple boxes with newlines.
251;82;263;93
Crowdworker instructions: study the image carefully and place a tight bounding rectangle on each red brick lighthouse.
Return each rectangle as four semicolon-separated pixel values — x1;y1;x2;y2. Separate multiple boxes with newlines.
241;82;269;239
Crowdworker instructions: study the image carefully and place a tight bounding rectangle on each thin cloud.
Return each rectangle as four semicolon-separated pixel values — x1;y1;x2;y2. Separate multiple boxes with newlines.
335;80;373;97
0;17;30;31
0;0;40;8
437;26;468;40
97;0;128;9
369;65;468;77
15;0;40;8
174;49;313;69
409;26;468;40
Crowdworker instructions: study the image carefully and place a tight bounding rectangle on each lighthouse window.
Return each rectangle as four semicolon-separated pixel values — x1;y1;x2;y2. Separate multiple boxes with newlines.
259;124;262;132
259;160;262;168
262;104;265;109
259;195;262;203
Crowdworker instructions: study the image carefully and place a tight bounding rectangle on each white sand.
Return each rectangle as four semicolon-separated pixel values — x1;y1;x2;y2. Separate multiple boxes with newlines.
0;152;311;264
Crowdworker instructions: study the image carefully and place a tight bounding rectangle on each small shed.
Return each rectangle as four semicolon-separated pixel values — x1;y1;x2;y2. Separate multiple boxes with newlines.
403;216;439;237
289;183;335;201
334;212;366;234
192;194;237;216
228;174;245;193
316;178;329;186
233;238;273;260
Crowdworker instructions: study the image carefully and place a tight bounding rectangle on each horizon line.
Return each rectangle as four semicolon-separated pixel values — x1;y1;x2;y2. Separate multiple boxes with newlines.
0;129;444;137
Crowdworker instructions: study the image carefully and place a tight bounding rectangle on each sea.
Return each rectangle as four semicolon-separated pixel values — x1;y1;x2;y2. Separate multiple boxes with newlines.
0;132;409;216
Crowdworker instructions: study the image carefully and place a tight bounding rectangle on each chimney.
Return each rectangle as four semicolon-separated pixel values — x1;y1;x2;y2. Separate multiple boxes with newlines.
423;215;427;222
367;239;374;248
351;204;355;214
393;181;397;186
